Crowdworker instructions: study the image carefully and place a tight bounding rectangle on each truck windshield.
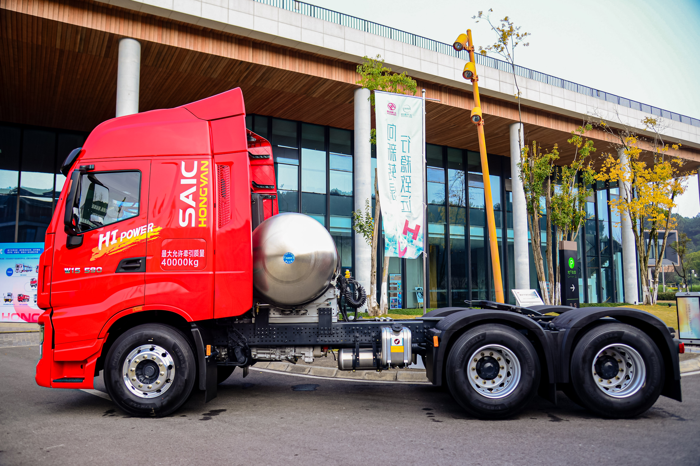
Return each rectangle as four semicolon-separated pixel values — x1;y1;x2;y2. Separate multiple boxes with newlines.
76;171;140;233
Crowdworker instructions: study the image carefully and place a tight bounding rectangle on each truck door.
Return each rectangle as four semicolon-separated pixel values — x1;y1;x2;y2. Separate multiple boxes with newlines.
145;157;214;320
50;161;150;345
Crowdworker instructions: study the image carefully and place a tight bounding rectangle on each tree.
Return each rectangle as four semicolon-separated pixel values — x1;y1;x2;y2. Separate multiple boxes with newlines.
671;232;692;290
595;117;688;304
353;56;417;315
473;10;530;155
519;125;596;305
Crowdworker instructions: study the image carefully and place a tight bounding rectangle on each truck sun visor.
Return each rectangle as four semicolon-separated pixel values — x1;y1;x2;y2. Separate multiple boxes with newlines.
60;147;83;176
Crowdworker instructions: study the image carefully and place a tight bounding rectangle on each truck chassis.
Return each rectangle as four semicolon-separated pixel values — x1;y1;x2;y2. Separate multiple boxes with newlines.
82;299;683;420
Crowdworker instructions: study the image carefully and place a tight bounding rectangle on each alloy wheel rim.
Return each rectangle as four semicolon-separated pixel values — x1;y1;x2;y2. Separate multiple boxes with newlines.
122;344;175;399
467;344;522;399
591;343;646;398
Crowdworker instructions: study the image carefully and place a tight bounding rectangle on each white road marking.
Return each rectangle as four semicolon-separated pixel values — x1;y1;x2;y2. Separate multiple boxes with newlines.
681;370;700;378
44;444;65;451
80;389;112;401
252;367;430;385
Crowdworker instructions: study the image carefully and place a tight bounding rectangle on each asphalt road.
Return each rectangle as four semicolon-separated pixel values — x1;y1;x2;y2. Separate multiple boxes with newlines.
1;345;699;466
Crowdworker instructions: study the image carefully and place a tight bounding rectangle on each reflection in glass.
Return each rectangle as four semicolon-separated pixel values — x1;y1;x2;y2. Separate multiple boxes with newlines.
329;128;352;156
302;192;326;225
75;171;141;232
428;223;448;307
301;149;326;194
276;164;298;191
302;123;325;151
278;190;298;213
271;119;297;148
330;171;352;196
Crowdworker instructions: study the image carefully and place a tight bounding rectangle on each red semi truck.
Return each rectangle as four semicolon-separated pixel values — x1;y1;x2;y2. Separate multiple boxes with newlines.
35;88;683;419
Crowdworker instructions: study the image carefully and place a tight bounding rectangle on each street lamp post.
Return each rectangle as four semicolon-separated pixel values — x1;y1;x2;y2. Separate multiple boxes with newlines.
453;30;505;303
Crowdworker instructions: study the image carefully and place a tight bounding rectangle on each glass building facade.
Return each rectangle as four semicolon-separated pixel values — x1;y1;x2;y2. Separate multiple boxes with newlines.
0;123;87;243
1;118;627;307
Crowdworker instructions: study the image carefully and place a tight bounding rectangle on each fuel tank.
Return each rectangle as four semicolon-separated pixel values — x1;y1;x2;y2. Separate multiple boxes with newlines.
252;213;338;306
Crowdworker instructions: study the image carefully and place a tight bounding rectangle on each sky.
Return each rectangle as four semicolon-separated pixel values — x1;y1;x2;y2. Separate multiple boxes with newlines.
308;0;700;218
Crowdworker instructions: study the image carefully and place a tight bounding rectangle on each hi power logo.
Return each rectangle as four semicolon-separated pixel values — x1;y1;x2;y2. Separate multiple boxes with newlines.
179;161;209;228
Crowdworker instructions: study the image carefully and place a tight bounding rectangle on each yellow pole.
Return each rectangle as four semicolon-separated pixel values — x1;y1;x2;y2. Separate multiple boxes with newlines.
466;29;504;303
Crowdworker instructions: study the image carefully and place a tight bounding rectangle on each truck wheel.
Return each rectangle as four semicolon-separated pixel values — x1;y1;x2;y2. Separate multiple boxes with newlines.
217;366;235;384
569;323;664;419
104;324;196;417
446;324;540;419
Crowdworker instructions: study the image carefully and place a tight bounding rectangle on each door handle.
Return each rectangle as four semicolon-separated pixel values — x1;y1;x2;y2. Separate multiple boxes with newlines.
116;257;146;273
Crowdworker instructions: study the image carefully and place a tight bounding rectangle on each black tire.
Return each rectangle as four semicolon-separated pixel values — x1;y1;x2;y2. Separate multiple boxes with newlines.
217;366;236;384
569;323;664;419
104;324;197;417
446;324;541;419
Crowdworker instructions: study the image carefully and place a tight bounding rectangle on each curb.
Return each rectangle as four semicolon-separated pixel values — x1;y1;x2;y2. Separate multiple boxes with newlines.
680;357;700;373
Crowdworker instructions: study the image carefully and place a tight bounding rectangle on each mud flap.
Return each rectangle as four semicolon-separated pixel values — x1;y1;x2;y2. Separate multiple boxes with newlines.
191;325;218;403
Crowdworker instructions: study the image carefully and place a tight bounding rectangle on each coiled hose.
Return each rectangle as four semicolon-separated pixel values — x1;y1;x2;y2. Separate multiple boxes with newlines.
338;276;367;309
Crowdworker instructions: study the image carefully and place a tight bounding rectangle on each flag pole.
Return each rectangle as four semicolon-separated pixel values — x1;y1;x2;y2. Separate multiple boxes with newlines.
422;88;427;315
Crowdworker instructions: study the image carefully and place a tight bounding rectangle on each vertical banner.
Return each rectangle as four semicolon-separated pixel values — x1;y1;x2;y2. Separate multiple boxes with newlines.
375;91;424;258
0;243;44;323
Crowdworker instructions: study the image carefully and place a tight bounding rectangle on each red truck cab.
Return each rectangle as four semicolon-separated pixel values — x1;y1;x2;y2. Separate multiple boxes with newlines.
36;88;277;390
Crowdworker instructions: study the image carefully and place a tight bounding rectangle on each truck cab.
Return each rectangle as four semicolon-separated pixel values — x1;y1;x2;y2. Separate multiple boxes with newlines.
36;88;277;391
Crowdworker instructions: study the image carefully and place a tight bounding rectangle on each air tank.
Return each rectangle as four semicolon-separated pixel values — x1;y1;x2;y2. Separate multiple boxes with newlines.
253;213;339;306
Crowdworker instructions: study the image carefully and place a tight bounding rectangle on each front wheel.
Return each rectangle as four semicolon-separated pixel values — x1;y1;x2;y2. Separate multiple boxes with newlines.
446;324;541;419
104;324;197;417
569;323;664;419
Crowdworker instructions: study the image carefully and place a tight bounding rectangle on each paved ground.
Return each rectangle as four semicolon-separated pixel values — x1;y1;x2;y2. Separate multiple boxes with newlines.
1;345;699;466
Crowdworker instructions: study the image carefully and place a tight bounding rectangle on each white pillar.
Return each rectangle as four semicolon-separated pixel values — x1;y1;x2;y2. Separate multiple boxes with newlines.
116;38;141;117
354;88;372;311
509;123;530;291
619;148;639;304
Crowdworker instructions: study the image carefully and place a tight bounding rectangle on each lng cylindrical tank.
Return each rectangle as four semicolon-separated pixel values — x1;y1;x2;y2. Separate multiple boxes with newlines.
252;213;339;306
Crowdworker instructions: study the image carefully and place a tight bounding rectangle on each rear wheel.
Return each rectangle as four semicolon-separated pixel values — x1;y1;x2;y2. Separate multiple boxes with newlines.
446;324;541;419
569;323;664;418
104;324;196;417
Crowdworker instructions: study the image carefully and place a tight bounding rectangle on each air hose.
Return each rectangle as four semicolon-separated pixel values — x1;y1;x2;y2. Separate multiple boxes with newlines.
338;276;367;309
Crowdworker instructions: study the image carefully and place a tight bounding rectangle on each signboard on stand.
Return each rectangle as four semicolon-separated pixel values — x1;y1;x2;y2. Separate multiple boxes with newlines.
0;243;44;323
559;241;580;308
512;289;544;308
676;292;700;343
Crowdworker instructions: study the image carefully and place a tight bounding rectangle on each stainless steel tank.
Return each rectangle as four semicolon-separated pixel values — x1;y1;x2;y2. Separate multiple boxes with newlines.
253;213;338;306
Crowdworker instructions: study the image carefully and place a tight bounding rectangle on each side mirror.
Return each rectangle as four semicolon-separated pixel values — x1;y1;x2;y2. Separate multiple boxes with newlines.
64;170;81;237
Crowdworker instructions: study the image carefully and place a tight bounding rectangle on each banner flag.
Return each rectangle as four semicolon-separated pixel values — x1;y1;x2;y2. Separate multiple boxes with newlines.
375;91;424;259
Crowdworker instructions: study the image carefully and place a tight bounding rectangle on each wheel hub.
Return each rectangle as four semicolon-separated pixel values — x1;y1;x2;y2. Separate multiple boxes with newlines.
476;356;500;380
122;344;175;399
467;344;521;399
591;344;646;398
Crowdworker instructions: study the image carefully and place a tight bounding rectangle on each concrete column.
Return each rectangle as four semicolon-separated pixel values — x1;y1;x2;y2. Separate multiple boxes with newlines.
116;38;141;117
619;148;639;304
353;88;372;311
509;123;530;291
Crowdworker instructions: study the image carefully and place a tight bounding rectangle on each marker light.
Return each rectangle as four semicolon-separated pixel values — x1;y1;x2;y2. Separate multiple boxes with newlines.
453;33;468;51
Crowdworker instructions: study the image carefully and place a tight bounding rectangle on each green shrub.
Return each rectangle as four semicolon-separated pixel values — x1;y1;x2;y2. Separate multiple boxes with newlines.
657;292;678;301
